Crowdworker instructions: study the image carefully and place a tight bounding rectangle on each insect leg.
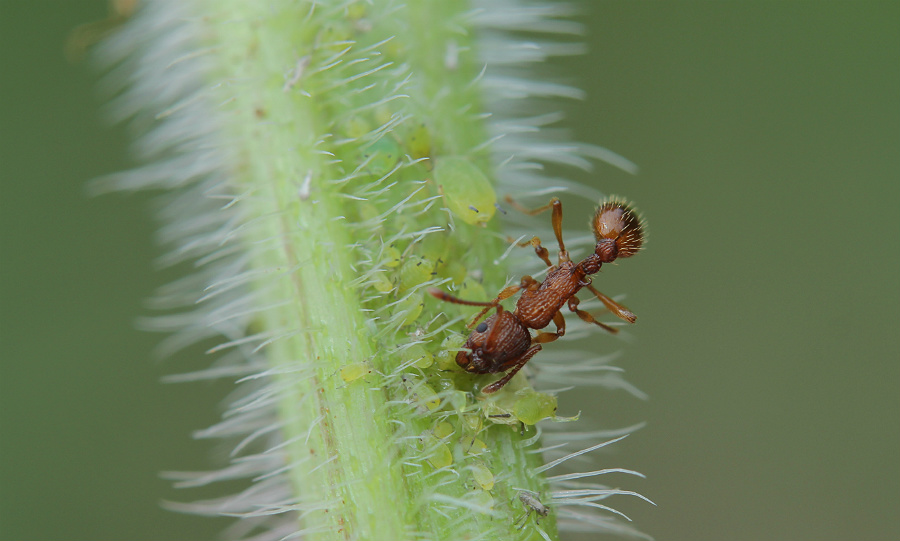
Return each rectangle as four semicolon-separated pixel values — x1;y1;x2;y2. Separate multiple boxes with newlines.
427;288;496;307
427;286;522;328
504;196;567;262
482;343;542;393
567;294;619;334
503;235;554;267
584;283;637;323
531;311;566;343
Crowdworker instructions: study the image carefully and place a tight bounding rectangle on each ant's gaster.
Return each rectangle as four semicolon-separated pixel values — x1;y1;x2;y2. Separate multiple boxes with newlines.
429;197;645;393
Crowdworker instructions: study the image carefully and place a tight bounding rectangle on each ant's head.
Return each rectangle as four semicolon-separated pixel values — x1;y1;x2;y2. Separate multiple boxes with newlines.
456;316;495;373
591;199;645;263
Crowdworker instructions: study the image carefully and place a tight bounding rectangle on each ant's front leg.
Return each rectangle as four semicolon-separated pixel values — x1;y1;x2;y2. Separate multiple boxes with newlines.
567;294;618;334
427;285;522;328
504;196;569;264
465;283;524;328
482;343;543;394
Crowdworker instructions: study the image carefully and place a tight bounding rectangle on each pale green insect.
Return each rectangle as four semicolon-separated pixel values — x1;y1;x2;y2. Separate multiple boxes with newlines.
421;433;453;468
369;270;394;293
513;391;558;425
480;388;558;426
339;362;371;383
358;137;401;177
406;122;432;161
402;375;442;412
470;461;495;491
398;255;434;293
432;421;454;440
460;435;487;455
435;332;465;370
433;157;497;226
400;344;434;369
394;291;424;326
340;115;372;140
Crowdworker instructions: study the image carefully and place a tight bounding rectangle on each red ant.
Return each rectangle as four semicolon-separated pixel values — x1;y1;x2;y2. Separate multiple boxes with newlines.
428;196;645;393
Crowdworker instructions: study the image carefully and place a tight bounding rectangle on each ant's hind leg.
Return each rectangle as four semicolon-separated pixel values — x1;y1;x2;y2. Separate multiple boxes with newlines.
482;344;543;394
567;295;619;334
584;283;637;324
504;196;568;263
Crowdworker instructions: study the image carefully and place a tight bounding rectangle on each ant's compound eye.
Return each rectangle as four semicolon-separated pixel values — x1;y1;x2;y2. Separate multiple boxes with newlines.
475;322;488;333
591;198;645;258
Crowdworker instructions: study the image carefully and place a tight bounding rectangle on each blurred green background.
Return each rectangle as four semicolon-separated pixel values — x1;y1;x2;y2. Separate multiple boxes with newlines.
1;2;897;540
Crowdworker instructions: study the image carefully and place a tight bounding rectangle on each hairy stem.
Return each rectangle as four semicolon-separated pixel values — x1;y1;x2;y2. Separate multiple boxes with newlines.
98;0;648;539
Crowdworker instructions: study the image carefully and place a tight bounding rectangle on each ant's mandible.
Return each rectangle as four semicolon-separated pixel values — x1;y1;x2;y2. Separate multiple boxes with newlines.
428;196;645;393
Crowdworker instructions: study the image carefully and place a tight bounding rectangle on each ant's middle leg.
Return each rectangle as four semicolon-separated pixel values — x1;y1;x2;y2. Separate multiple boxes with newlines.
504;196;568;264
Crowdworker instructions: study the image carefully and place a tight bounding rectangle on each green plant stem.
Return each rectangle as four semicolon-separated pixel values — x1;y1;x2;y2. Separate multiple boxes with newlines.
195;1;555;539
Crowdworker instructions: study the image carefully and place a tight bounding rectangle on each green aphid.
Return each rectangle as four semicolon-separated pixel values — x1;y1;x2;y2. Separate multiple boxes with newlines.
373;105;394;128
340;115;372;140
433;157;497;226
446;390;468;413
461;412;482;433
481;399;520;427
422;433;453;469
339;362;371;383
415;383;442;412
435;332;465;370
401;375;442;413
513;391;558;425
357;202;380;221
371;270;394;293
398;255;435;292
400;344;434;369
395;291;424;327
461;435;488;455
457;278;488;303
432;421;455;440
419;234;450;272
382;246;402;268
440;259;468;286
470;462;495;491
359;137;401;177
406;122;432;162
